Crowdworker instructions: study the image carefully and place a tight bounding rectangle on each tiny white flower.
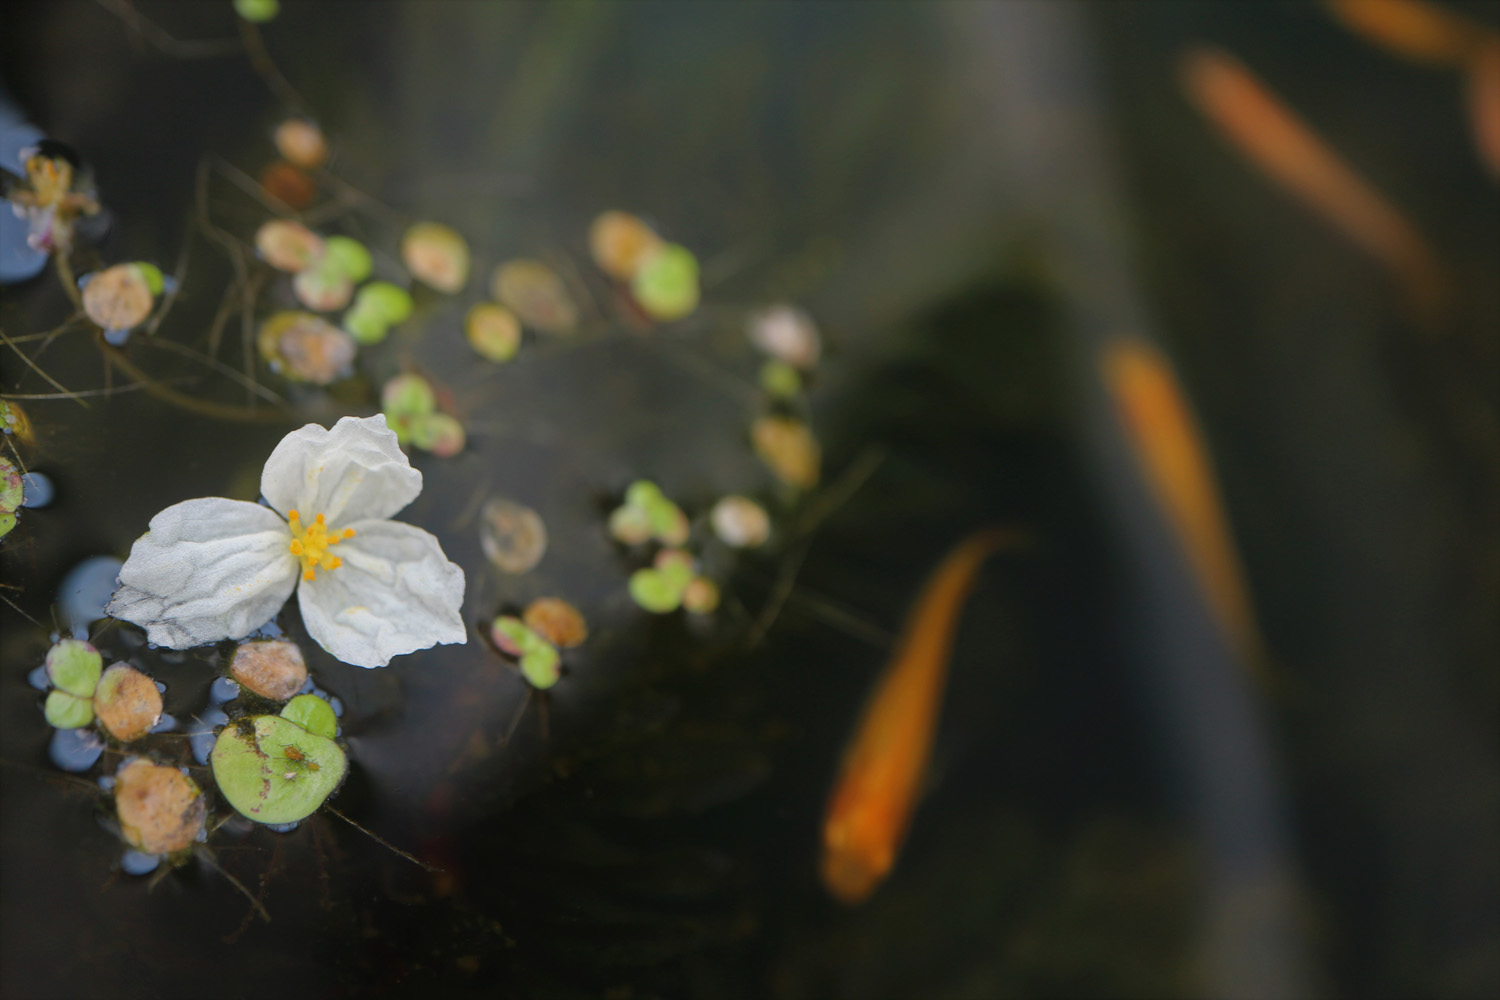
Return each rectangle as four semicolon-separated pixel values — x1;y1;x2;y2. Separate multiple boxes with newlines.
106;415;466;668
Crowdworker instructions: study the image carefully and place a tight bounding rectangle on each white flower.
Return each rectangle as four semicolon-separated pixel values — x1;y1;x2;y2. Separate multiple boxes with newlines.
106;415;466;668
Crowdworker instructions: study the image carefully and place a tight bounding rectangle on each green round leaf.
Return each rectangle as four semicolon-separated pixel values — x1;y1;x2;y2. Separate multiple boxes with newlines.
759;359;802;399
380;373;436;419
322;237;373;283
607;503;652;545
343;307;389;345
519;644;560;689
628;568;682;614
410;412;465;457
45;639;103;698
280;694;337;738
631;244;699;321
133;263;166;296
355;281;414;324
655;549;696;592
0;511;15;540
44;689;94;729
624;480;663;511
211;716;347;825
1;457;23;512
233;0;279;23
646;498;689;546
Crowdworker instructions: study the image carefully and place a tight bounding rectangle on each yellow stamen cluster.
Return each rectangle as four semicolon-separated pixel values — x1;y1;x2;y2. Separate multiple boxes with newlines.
287;510;355;581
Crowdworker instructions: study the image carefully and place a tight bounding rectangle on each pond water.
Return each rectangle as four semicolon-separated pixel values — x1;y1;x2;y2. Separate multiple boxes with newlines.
2;3;1496;999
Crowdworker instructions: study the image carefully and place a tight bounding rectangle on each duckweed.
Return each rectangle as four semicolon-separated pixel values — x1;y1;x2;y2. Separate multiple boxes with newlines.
81;262;158;332
411;411;466;457
113;759;205;855
233;0;279;23
258;311;355;384
211;714;347;825
631;243;699;321
0;457;21;540
402;222;470;293
44;689;94;729
490;615;562;689
255;220;324;272
491;259;577;334
759;359;802;400
479;497;548;574
45;638;102;697
292;257;354;312
611;480;689;547
589;210;662;281
748;304;821;369
681;576;720;615
710;495;770;549
465;302;522;361
523;597;588;649
280;693;337;738
322;235;372;283
229;639;307;701
258;160;317;210
272;118;328;171
93;663;163;742
752;415;821;489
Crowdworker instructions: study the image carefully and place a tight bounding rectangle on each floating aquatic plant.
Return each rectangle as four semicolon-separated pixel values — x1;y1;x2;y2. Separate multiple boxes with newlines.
80;262;165;344
631;243;699;321
228;639;307;701
93;663;163;742
759;359;802;400
259;160;317;210
478;497;548;574
113;759;205;856
465;303;522;361
39;639;102;729
491;259;578;334
752;415;821;490
257;310;355;384
344;280;413;345
0;456;21;540
233;0;280;23
105;414;467;668
490;614;563;689
522;597;588;649
1;399;33;445
608;480;689;547
255;219;324;272
628;548;717;616
211;709;347;825
380;373;465;456
588;210;662;281
401;222;470;293
710;495;770;549
748;304;821;370
272;118;328;171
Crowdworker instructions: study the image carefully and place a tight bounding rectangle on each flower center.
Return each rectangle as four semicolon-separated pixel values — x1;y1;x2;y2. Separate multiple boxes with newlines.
287;510;355;581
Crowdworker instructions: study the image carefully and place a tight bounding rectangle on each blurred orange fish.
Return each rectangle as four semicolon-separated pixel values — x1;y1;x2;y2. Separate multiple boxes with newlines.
820;527;1022;905
1180;45;1448;326
1102;336;1264;674
1324;0;1489;67
1469;40;1500;178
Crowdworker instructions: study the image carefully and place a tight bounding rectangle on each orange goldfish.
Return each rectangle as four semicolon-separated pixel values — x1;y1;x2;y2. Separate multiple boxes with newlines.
820;528;1022;905
1469;41;1500;179
1180;45;1448;326
1101;336;1264;674
1325;0;1489;67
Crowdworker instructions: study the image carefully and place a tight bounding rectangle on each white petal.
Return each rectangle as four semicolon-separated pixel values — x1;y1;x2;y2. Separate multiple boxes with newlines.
105;498;298;649
259;414;421;528
297;519;466;668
